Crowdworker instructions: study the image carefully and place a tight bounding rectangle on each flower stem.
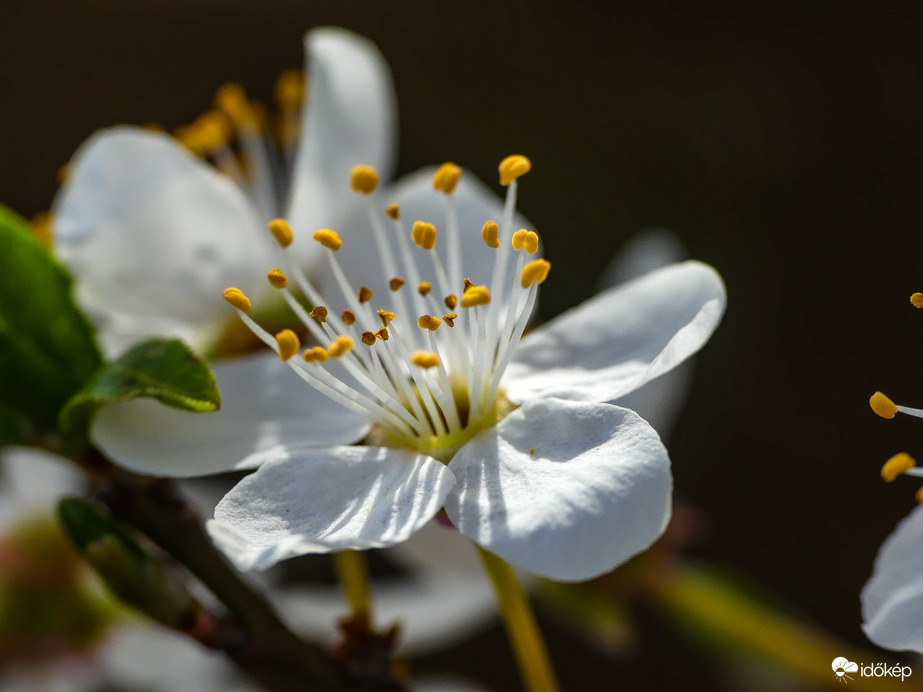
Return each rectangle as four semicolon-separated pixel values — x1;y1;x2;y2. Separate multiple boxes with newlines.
477;547;560;692
334;549;373;619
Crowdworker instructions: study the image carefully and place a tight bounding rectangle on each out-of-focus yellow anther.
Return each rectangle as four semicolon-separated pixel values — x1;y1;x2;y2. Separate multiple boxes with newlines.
418;282;432;297
275;69;304;110
215;82;256;129
267;268;288;289
275;329;300;361
358;286;373;304
342;309;356;326
916;486;923;504
521;259;551;288
410;351;441;369
30;211;53;247
512;229;539;254
303;346;329;363
461;286;491;308
56;163;71;184
328;335;354;358
481;220;499;249
418;315;442;331
432;162;462;194
389;277;405;291
268;219;295;248
142;123;167;133
310;306;328;323
882;453;916;482
870;391;898;420
463;278;475;294
442;313;457;328
499;155;531;186
222;287;252;313
444;294;458;310
912;293;923;309
350;165;379;195
376;327;389;341
386;204;400;220
377;309;395;326
361;331;377;346
412;221;437;250
313;228;342;251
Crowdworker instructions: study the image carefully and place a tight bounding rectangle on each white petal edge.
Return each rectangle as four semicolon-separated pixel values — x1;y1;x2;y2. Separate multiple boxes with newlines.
92;353;370;478
286;27;398;268
52;127;269;353
445;398;672;581
503;261;725;405
862;505;923;651
209;445;456;571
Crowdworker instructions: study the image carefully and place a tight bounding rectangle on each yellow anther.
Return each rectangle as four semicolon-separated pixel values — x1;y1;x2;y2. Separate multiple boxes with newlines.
310;306;328;323
521;259;551;288
463;278;475;294
482;220;499;249
442;313;457;328
358;286;373;304
222;287;252;313
386;204;400;220
214;82;255;129
461;286;491;308
313;228;342;251
377;309;396;326
361;331;377;346
418;282;432;297
196;111;231;152
410;351;441;369
882;453;916;482
432;162;462;194
275;69;304;110
499;155;532;186
56;163;70;184
275;329;300;362
418;315;442;331
350;165;379;195
141;123;167;133
512;229;539;254
267;268;288;289
916;486;923;504
389;277;405;291
376;327;390;341
268;219;295;248
912;292;923;309
303;346;329;363
342;309;356;326
444;294;458;310
328;335;354;358
870;391;898;419
30;211;53;247
411;221;437;250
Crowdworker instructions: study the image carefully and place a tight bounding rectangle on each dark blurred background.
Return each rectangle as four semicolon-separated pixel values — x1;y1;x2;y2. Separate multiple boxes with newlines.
3;0;923;689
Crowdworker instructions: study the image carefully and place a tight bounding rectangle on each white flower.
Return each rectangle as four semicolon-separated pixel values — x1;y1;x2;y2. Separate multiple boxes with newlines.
0;448;257;692
862;386;923;651
91;155;725;582
52;27;396;357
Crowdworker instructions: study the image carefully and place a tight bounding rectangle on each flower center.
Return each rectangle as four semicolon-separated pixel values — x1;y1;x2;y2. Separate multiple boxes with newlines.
222;156;550;458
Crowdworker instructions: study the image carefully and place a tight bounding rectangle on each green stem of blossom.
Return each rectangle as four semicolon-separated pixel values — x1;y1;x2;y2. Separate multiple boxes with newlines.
334;549;373;619
477;546;560;692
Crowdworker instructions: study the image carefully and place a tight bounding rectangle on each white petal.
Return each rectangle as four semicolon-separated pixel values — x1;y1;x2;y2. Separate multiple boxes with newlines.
286;28;397;267
445;398;671;581
52;127;270;354
209;445;455;570
503;261;725;405
596;228;685;290
0;447;83;514
274;521;496;654
317;168;532;311
862;506;923;651
92;353;370;478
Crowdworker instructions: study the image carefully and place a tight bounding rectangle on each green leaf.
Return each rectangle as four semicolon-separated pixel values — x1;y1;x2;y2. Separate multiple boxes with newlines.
0;205;102;431
60;338;221;435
